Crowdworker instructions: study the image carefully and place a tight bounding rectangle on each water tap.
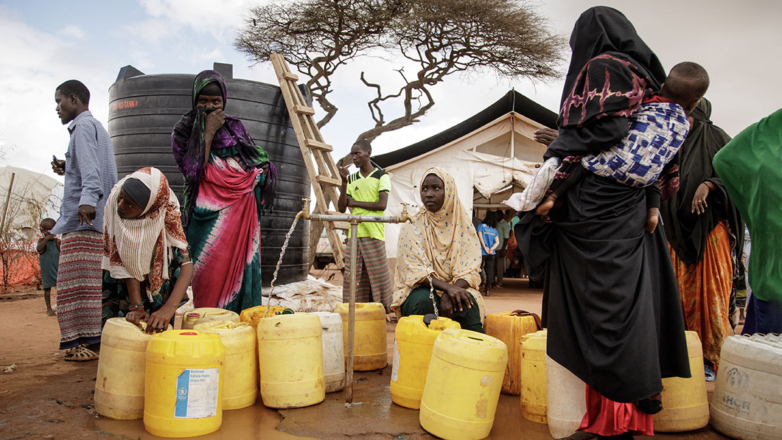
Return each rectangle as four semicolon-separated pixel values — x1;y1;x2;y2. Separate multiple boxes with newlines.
399;203;412;223
296;198;311;220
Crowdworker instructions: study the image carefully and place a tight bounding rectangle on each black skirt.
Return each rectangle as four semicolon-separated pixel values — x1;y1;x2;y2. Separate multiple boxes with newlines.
517;173;690;403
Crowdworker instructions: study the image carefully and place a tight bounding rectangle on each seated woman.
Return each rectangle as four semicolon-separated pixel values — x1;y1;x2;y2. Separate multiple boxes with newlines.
102;167;192;333
172;70;276;313
391;168;485;332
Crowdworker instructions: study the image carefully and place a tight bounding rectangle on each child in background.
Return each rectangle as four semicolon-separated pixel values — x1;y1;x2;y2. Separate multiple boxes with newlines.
477;211;500;297
37;218;60;316
536;62;710;232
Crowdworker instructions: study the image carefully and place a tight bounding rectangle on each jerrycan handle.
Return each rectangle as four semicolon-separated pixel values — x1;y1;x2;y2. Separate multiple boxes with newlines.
510;310;543;330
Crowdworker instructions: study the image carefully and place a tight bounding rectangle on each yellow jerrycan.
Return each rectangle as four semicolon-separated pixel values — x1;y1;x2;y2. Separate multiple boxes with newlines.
95;318;170;420
653;331;709;432
257;313;325;408
520;329;548;423
182;307;240;329
335;302;387;371
312;312;346;393
485;310;542;395
419;329;508;440
391;315;460;409
144;330;225;438
239;305;293;329
194;320;258;410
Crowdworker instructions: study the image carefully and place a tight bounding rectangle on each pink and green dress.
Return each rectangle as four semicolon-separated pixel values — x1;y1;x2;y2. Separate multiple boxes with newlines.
172;70;276;313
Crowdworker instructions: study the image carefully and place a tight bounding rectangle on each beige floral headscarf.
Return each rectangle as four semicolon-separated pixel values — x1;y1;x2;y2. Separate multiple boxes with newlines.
391;167;485;321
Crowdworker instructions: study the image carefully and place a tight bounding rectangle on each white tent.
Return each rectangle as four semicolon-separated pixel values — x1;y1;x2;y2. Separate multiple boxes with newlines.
373;90;558;258
0;166;63;242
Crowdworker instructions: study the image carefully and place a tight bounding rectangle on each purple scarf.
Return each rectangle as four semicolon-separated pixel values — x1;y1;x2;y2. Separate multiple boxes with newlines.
171;70;276;228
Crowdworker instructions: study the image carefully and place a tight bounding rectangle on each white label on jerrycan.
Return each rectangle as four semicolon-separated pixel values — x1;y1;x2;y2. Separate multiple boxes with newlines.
391;339;400;382
174;369;219;418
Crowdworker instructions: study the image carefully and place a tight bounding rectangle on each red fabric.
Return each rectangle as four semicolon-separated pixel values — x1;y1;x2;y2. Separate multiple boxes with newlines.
578;384;654;436
642;94;675;104
192;160;261;309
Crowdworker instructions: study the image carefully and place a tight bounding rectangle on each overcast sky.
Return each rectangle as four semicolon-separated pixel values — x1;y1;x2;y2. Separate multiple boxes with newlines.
1;0;780;182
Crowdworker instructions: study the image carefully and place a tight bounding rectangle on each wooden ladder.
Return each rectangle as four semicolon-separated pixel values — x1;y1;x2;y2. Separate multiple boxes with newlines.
270;53;346;269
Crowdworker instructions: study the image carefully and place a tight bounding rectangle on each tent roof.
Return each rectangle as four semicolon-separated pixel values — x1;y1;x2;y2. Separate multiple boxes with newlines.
374;90;557;168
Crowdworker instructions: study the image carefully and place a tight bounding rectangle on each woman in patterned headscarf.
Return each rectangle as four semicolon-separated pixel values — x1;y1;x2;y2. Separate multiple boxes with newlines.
391;168;485;332
102;167;191;333
171;70;276;313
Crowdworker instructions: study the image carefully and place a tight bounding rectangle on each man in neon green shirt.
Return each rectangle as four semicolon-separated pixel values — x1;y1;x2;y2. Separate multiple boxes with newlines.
338;140;392;310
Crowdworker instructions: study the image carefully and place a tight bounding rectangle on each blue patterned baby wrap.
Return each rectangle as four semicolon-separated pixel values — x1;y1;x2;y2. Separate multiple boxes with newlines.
581;102;689;187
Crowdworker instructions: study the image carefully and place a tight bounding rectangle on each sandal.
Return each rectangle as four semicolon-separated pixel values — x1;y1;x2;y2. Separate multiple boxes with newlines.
64;346;99;362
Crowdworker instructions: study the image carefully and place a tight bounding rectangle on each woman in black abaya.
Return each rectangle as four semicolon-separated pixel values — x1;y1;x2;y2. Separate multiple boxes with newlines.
517;7;690;438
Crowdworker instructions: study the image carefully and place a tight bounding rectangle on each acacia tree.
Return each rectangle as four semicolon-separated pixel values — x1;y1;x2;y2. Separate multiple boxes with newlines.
236;0;563;151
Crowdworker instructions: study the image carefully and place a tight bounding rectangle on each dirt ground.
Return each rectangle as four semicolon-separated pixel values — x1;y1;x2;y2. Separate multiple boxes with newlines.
0;276;729;440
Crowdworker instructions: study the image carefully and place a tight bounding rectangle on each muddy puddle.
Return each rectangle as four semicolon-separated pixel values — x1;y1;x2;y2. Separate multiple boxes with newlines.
92;402;313;439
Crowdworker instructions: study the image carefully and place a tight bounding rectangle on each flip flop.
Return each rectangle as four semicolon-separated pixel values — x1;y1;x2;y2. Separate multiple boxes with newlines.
64;346;99;362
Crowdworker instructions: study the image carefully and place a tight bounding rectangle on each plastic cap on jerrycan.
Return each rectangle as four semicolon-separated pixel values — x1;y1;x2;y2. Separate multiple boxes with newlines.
182;308;240;329
194;321;259;410
391;314;460;409
95;318;171;420
419;329;508;440
312;312;346;393
335;302;388;371
144;330;225;438
653;331;709;432
257;313;325;408
520;329;548;424
485;310;542;395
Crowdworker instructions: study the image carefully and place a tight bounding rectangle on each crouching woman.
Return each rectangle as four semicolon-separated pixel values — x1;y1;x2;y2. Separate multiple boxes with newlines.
391;168;485;332
102;167;192;333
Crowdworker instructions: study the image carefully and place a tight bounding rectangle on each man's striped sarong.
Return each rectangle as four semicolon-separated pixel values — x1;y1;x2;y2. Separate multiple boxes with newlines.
56;230;103;350
342;237;392;310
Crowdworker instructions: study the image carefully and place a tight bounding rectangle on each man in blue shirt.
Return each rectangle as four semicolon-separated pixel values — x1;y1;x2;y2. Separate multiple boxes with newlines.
51;80;117;360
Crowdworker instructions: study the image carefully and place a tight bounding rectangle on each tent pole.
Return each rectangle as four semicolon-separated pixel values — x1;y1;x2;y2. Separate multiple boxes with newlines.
1;173;16;235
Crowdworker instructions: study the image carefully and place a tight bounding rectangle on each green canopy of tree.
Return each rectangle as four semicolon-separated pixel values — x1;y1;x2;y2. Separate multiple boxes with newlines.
236;0;564;148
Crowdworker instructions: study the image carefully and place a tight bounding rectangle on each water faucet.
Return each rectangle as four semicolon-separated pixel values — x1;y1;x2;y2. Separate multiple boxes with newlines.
296;198;311;220
399;203;412;223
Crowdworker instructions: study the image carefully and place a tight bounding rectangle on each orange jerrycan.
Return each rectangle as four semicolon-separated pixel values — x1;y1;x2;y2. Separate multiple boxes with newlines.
485;310;542;395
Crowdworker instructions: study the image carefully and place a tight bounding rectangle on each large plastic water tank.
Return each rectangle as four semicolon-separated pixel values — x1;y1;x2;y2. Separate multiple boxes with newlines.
107;63;310;286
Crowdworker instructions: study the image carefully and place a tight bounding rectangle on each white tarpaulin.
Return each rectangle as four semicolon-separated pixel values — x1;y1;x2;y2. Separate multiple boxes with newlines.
456;150;538;198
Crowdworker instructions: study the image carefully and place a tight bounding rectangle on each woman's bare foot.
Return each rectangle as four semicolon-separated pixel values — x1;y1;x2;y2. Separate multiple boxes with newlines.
47;309;56;316
536;196;557;216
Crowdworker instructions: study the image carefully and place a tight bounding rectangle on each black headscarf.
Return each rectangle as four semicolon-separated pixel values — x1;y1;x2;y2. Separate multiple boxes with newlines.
545;7;667;160
561;6;666;106
661;98;743;264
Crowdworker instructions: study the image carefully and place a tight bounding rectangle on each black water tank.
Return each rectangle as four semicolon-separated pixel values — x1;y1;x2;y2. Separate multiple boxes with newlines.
107;63;310;286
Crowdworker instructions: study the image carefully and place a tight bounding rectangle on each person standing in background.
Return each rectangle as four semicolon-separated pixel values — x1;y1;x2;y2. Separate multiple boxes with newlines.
37;218;60;316
661;98;743;379
494;210;510;289
477;211;499;297
337;140;393;310
51;79;118;361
